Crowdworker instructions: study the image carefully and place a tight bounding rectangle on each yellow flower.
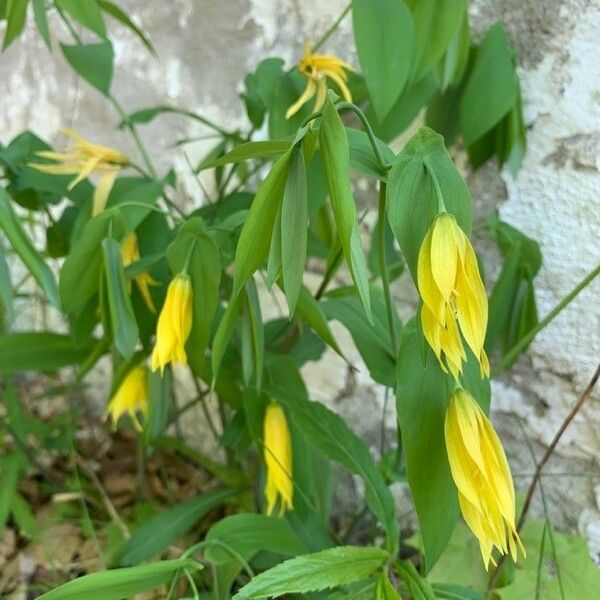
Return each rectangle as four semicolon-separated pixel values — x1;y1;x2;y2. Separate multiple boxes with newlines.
263;403;293;516
286;42;353;119
121;233;159;313
445;389;525;569
32;129;128;216
150;274;193;373
104;365;148;431
418;213;489;379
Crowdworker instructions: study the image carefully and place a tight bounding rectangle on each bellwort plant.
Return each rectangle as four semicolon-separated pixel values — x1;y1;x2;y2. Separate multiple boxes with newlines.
1;1;598;599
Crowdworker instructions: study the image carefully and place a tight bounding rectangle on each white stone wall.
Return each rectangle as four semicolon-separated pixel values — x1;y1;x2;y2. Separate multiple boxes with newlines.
1;0;599;554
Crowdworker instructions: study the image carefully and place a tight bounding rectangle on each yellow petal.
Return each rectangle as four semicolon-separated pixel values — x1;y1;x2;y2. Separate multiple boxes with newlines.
417;226;446;325
430;214;459;302
314;79;328;113
322;68;352;102
286;79;317;119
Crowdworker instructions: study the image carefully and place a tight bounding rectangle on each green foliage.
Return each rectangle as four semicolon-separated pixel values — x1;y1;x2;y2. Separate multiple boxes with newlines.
61;42;114;96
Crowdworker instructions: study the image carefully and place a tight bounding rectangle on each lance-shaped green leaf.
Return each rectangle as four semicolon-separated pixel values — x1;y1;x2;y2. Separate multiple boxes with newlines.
211;292;243;386
36;558;201;600
102;238;138;359
2;0;29;49
56;0;106;37
280;147;308;314
375;571;402;600
0;188;60;308
320;97;371;320
295;286;341;355
97;0;155;55
61;42;114;96
166;216;221;372
393;560;436;599
32;0;51;49
199;140;292;170
407;0;466;83
459;23;517;145
233;546;389;599
241;279;264;390
232;149;292;297
435;9;470;91
276;393;398;553
386;126;472;283
0;242;14;322
60;208;126;313
352;0;414;121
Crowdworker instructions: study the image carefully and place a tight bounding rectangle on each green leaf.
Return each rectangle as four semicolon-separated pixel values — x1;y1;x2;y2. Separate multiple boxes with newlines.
0;242;14;323
114;488;235;566
199;140;292;170
346;127;395;180
393;560;436;600
280;147;308;314
56;0;106;37
102;238;139;360
407;0;466;83
396;320;457;571
352;0;414;120
211;292;243;385
320;97;371;319
36;558;200;600
2;0;28;49
232;149;292;296
375;571;402;599
0;453;25;530
166;217;221;371
0;188;60;308
241;279;264;389
31;0;50;48
276;394;398;553
97;0;155;55
295;286;341;355
204;513;306;565
431;583;485;600
435;10;470;91
60;208;126;314
459;23;517;145
144;369;171;446
61;42;114;96
242;58;285;129
386;126;472;283
0;332;94;374
11;492;39;539
232;546;389;599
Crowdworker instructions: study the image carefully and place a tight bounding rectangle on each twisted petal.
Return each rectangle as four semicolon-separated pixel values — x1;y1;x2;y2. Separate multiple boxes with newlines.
285;79;317;119
92;168;119;215
322;68;352;102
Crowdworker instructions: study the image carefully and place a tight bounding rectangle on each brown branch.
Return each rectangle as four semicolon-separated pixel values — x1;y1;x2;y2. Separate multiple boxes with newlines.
487;362;600;595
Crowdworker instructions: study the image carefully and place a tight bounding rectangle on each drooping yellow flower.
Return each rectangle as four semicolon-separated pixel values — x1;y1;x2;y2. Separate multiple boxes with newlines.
32;129;128;216
104;365;148;432
445;389;525;569
418;213;490;379
286;42;353;119
150;274;193;373
263;403;293;516
121;233;158;313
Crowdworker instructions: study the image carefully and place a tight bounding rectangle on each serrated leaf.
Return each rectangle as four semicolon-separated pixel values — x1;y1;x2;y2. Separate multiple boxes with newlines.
0;188;60;308
459;23;517;144
61;42;114;96
233;546;389;599
114;489;235;566
352;0;414;120
36;558;200;600
320;97;371;320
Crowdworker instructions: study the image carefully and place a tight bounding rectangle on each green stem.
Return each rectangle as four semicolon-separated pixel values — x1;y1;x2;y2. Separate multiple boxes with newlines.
313;2;352;52
337;102;390;174
377;181;397;351
493;262;600;376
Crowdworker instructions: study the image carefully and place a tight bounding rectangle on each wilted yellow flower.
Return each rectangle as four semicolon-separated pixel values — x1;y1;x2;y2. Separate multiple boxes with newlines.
104;365;148;431
263;403;293;516
150;274;193;373
418;213;489;379
121;233;158;313
445;389;525;569
32;129;128;216
286;42;353;119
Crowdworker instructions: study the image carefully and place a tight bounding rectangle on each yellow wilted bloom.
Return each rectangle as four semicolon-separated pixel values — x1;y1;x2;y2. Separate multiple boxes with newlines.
104;365;148;431
418;213;490;378
31;129;129;216
263;403;293;516
445;389;525;569
150;274;193;373
121;233;158;313
286;42;353;119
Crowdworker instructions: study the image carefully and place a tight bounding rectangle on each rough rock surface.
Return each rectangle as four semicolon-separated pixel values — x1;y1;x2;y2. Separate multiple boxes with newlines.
1;0;599;556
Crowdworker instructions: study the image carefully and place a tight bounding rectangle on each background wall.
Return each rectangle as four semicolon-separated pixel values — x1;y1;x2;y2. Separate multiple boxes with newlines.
1;0;599;558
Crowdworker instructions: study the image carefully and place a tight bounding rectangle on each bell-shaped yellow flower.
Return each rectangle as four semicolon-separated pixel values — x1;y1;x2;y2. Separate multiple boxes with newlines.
263;403;293;516
150;274;193;373
104;365;148;431
286;42;353;119
418;213;489;378
31;129;128;216
121;233;159;313
445;389;525;569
